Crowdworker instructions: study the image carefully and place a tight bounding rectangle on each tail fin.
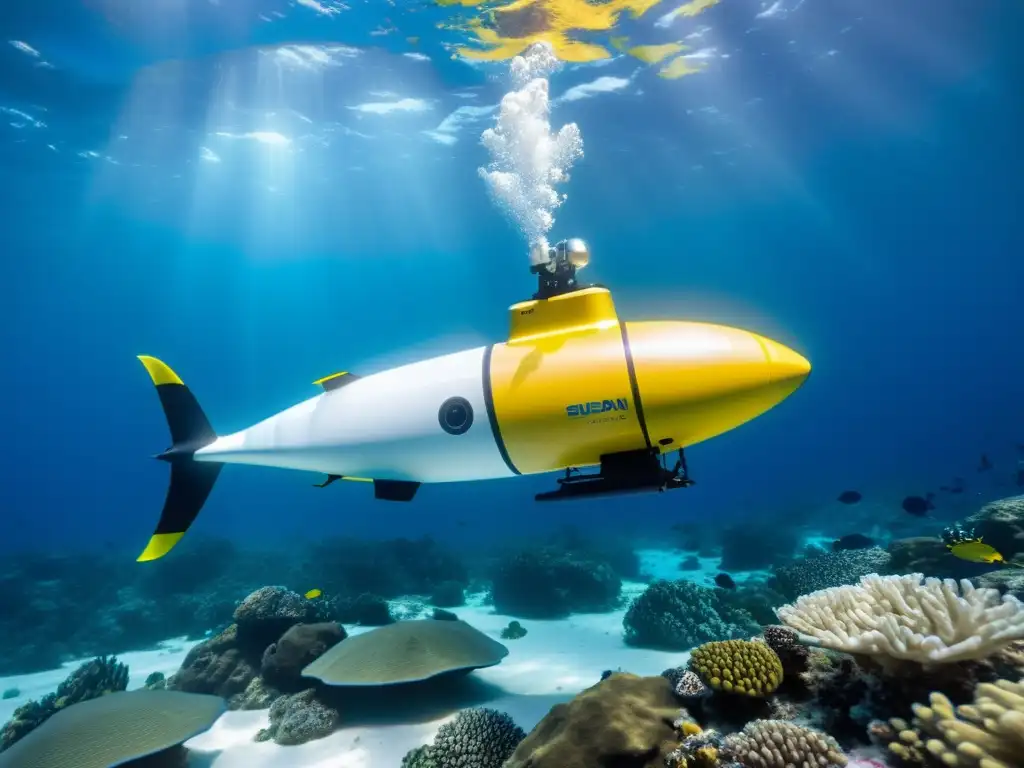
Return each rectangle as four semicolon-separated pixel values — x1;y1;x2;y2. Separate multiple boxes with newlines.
136;356;221;563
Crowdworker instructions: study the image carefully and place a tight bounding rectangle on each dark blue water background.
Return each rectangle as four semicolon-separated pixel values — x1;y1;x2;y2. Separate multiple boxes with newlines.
1;0;1022;556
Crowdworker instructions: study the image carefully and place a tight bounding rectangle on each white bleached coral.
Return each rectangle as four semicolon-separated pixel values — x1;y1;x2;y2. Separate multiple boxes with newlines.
774;573;1024;664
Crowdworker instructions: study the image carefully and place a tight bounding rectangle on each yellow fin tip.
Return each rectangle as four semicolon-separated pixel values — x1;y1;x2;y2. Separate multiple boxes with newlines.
137;355;184;387
137;532;185;562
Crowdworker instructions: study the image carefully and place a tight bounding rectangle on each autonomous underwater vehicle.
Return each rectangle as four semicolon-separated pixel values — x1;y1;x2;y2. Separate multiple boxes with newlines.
135;239;811;562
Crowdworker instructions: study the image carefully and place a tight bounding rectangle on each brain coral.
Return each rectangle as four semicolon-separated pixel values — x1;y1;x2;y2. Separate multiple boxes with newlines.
689;640;784;697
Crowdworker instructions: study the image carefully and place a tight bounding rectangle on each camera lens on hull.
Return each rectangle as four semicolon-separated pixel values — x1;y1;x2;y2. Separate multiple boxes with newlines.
438;396;473;435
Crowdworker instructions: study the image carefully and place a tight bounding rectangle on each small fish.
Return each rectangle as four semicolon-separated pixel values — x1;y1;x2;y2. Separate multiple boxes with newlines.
940;478;966;494
902;494;935;517
714;573;736;590
304;589;322;600
837;490;862;505
978;454;993;472
832;533;874;551
947;538;1006;565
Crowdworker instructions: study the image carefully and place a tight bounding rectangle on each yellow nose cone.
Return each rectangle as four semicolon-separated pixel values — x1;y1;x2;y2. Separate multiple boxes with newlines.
625;322;811;450
760;337;812;387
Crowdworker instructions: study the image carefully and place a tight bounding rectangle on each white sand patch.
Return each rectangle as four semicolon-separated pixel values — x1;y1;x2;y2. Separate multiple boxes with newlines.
638;547;771;587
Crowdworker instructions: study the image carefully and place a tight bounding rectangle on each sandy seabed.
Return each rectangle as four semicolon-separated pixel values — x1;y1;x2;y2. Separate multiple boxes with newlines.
2;549;766;767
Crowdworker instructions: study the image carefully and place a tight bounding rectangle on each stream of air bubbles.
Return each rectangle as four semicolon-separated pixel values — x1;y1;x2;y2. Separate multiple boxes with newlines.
479;42;584;265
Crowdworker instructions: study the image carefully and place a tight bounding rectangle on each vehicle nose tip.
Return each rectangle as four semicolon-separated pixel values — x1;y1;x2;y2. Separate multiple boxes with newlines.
761;338;811;384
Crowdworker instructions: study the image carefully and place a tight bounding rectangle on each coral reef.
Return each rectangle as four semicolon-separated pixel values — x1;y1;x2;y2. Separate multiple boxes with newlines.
543;524;642;581
255;689;340;746
623;580;760;650
874;678;1024;767
772;549;892;601
0;655;128;750
719;578;790;626
665;727;724;768
976;569;1024;600
402;745;438;768
403;708;526;768
491;546;622;618
662;667;710;699
965;494;1024;560
299;535;468;600
333;593;394;625
504;673;685;768
500;620;528;640
233;586;322;650
0;690;224;768
168;585;336;706
776;573;1024;665
721;720;848;767
0;543;265;675
260;622;346;692
689;639;784;697
143;672;166;690
429;580;466;608
232;676;281;710
168;624;260;700
761;625;810;678
303;619;508;686
886;537;989;581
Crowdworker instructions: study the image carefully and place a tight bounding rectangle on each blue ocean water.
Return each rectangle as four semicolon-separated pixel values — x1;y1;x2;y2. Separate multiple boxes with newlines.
1;1;1022;560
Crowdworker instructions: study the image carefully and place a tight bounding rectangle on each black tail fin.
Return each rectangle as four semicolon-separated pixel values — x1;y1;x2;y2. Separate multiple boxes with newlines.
136;355;221;562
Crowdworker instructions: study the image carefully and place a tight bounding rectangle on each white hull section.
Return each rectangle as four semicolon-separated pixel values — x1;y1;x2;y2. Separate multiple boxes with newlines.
194;347;516;483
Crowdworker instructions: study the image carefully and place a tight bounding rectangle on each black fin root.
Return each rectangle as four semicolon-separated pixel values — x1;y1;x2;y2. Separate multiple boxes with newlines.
314;474;343;488
136;356;220;562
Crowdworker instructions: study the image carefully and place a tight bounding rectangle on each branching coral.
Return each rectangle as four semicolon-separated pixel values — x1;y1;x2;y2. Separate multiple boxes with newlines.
721;720;848;768
0;655;129;751
882;679;1024;768
775;573;1024;664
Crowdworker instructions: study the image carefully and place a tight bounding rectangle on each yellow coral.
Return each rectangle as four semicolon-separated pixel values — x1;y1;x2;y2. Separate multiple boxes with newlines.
689;639;784;697
909;680;1024;768
681;721;703;737
695;745;718;764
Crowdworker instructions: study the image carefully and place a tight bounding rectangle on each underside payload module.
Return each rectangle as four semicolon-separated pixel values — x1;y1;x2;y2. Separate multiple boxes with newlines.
135;238;810;561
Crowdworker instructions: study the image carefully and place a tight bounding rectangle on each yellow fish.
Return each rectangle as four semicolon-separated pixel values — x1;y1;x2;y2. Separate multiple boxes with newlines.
304;589;322;600
947;538;1006;565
